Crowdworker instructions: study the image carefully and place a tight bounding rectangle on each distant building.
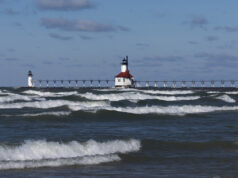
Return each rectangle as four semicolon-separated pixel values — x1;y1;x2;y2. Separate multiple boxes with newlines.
115;56;134;88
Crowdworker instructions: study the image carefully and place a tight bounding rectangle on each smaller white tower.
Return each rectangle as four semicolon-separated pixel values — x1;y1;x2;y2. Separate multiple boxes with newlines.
28;70;34;87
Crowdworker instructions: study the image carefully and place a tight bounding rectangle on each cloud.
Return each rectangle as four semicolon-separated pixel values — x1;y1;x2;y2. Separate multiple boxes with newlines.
59;57;71;61
205;36;219;42
7;48;15;52
117;25;130;32
188;41;199;45
80;35;93;40
15;22;22;27
41;18;127;32
4;8;19;15
136;43;150;47
146;56;184;62
194;52;238;68
43;61;53;65
217;40;237;50
5;57;18;61
37;0;95;11
184;16;208;29
134;55;184;67
49;33;72;40
214;26;238;32
22;64;35;68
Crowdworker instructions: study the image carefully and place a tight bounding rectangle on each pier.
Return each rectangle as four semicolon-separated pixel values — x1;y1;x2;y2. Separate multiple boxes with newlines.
35;79;114;88
31;79;238;88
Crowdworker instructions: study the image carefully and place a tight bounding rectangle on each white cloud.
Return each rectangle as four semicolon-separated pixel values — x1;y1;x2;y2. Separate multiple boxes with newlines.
37;0;94;11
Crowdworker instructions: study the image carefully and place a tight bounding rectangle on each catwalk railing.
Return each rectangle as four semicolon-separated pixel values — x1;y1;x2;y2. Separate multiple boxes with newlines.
33;79;238;88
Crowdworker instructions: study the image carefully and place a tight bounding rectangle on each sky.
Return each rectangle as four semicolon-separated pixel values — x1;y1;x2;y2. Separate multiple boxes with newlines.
0;0;238;86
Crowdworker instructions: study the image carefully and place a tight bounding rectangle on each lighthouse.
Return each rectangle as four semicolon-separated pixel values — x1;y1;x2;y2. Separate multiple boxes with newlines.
28;70;34;87
115;56;134;88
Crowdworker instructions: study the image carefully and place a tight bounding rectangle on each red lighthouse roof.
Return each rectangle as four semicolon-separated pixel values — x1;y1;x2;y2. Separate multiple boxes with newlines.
115;70;133;78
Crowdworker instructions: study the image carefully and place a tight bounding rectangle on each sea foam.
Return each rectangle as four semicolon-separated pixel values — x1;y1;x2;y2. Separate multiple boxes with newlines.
69;105;238;116
0;100;109;110
0;139;140;170
140;90;194;95
216;95;236;103
95;88;194;95
23;90;78;97
0;93;43;103
79;92;200;102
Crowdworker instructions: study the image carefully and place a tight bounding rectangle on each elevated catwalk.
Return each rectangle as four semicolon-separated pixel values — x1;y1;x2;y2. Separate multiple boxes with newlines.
30;79;237;88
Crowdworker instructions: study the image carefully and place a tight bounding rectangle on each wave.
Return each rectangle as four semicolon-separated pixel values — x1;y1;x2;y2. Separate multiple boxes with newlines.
22;111;71;117
140;90;194;95
0;100;109;110
216;95;236;103
23;90;78;97
70;105;238;115
143;139;238;150
79;92;200;102
1;111;71;117
0;93;45;103
207;91;238;95
95;88;194;95
0;139;140;170
0;94;32;103
94;88;137;92
0;155;120;170
225;91;238;95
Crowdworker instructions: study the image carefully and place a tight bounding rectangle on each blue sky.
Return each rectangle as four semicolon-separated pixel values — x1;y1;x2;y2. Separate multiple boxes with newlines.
0;0;238;86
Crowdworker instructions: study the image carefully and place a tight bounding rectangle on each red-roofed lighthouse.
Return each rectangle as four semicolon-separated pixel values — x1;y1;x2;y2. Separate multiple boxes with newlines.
115;56;135;88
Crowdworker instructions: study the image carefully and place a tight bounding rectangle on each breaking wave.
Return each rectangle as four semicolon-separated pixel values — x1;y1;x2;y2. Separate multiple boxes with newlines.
1;111;71;117
216;95;236;103
140;90;194;95
69;105;238;116
0;139;140;170
0;94;32;103
79;92;200;102
0;93;44;103
95;88;194;95
207;91;238;95
23;90;78;97
0;100;109;110
225;91;238;95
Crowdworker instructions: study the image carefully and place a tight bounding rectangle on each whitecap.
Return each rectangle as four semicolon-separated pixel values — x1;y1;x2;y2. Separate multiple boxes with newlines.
23;90;78;97
0;139;140;170
208;91;238;95
216;95;236;103
140;90;194;95
0;111;71;117
78;92;200;102
95;88;194;95
0;100;110;111
0;155;120;170
225;91;238;95
69;104;238;116
0;93;42;103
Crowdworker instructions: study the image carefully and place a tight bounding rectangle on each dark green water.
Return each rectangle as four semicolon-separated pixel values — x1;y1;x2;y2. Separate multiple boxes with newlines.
0;87;238;177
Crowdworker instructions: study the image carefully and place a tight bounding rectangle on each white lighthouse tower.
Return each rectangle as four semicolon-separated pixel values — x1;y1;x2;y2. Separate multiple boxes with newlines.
28;70;34;87
115;56;134;88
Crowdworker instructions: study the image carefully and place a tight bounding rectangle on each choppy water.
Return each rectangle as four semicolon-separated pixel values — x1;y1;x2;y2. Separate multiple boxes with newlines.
0;87;238;177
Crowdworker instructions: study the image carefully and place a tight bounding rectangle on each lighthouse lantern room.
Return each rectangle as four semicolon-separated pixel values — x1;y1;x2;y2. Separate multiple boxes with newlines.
115;56;134;88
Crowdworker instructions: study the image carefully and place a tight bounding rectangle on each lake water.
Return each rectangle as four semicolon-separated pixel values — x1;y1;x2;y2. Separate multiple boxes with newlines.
0;87;238;177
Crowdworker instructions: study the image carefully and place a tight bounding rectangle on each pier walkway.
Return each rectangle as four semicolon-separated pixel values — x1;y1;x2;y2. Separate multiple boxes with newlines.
32;79;238;88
